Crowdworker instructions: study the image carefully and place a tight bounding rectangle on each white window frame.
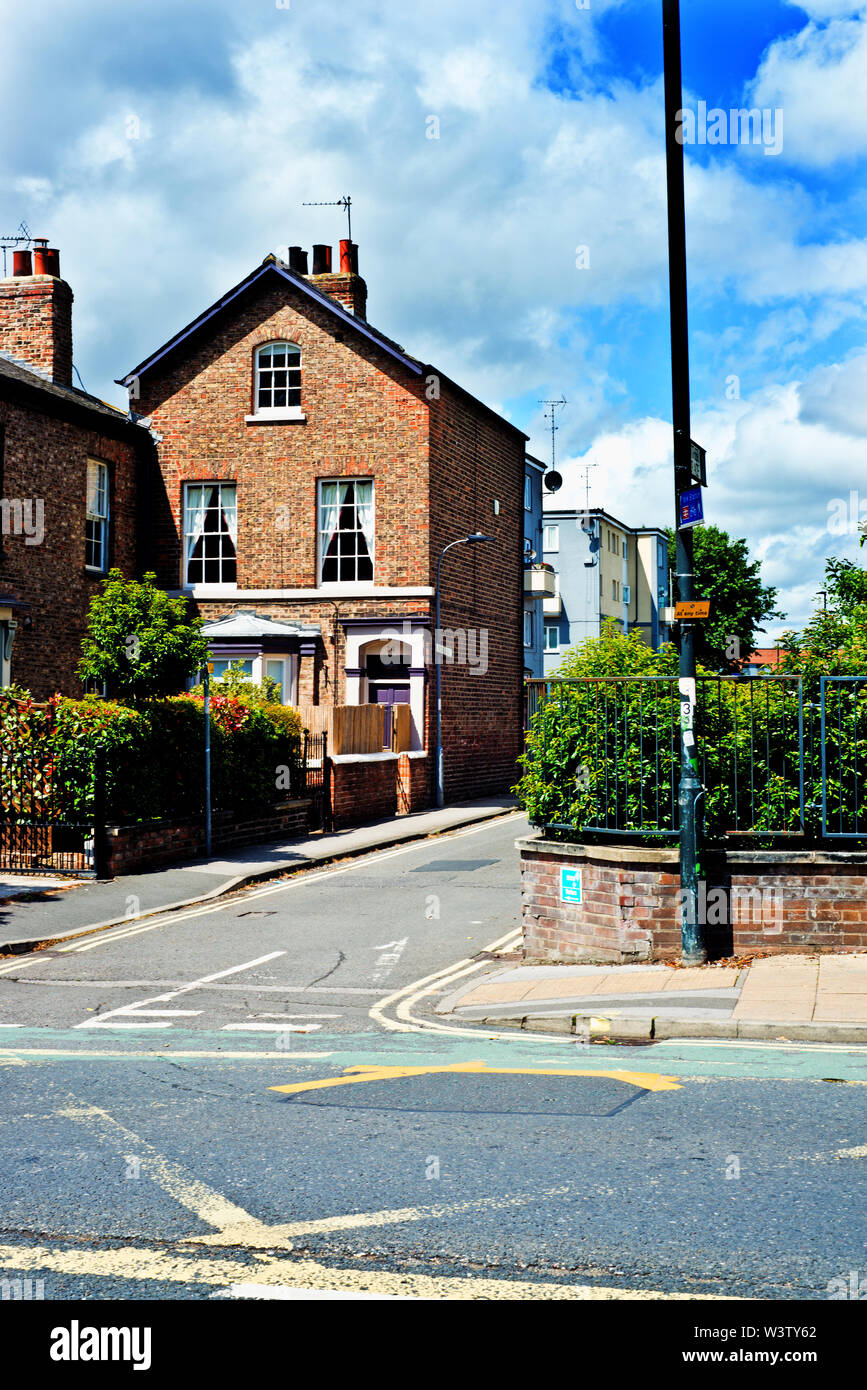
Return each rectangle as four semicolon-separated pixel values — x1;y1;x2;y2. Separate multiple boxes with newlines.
85;459;109;573
208;653;298;704
524;476;532;511
318;479;375;587
248;341;305;422
183;483;238;589
544;624;559;652
523;609;533;648
543;523;559;553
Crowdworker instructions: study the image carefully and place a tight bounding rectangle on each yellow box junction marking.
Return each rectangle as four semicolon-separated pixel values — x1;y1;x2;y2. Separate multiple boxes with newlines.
269;1060;682;1096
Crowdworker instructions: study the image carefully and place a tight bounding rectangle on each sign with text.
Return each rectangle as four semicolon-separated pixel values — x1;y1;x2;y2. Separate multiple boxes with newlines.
689;440;707;486
560;867;582;904
675;600;711;619
678;486;704;528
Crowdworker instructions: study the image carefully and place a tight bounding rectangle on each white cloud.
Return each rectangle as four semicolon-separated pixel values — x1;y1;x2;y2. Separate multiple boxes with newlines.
751;14;867;166
798;351;867;436
547;363;867;636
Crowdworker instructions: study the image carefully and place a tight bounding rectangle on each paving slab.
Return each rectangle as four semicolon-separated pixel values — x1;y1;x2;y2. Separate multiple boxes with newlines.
438;948;867;1043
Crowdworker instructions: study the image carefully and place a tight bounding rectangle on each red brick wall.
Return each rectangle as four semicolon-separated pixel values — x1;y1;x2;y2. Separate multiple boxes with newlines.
397;753;431;814
329;757;397;829
520;837;867;962
429;383;525;800
135;275;431;592
0;396;142;699
0;276;73;386
104;799;310;874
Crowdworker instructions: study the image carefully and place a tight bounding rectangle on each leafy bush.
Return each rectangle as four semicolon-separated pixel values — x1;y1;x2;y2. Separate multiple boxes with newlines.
517;623;805;843
0;689;305;827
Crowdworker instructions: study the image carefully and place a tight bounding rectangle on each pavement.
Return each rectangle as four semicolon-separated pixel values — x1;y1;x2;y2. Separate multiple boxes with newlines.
437;952;867;1043
0;796;519;954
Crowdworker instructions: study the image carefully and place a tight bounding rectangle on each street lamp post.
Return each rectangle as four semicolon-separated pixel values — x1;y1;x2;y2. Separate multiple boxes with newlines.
434;533;492;809
203;662;212;858
662;0;706;963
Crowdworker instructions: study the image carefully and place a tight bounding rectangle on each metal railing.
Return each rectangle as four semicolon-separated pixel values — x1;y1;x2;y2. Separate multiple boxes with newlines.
523;675;806;842
820;676;867;838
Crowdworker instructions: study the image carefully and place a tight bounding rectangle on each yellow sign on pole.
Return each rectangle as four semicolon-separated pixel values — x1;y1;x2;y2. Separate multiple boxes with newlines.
675;600;710;619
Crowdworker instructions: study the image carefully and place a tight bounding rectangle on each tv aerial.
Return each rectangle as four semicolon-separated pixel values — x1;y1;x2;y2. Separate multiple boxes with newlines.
539;396;566;492
302;196;353;242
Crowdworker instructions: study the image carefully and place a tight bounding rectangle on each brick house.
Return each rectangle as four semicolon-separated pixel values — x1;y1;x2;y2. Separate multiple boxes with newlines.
0;243;146;699
120;240;527;808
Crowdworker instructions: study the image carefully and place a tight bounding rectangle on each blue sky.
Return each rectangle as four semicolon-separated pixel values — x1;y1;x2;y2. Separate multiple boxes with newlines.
3;0;866;638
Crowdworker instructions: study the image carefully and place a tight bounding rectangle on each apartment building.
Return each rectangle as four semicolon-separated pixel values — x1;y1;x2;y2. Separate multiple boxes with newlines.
541;508;669;673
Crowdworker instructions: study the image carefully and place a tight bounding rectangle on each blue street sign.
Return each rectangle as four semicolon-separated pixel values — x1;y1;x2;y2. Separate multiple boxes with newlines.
560;867;582;904
679;486;704;529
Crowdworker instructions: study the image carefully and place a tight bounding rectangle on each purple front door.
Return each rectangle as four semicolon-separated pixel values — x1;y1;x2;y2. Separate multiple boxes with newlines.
370;685;411;746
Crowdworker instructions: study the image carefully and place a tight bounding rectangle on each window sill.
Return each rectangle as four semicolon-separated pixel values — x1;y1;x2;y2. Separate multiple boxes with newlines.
84;567;108;576
245;410;306;425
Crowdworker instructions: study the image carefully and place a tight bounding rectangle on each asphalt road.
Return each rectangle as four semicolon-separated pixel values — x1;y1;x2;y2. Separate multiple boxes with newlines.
1;815;866;1304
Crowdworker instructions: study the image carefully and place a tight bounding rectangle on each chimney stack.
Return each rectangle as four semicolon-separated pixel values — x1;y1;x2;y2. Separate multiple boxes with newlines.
304;240;367;320
288;246;309;274
0;237;73;386
312;244;332;275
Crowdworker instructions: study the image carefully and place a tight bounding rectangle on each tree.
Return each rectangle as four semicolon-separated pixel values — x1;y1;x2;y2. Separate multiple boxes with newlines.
780;556;867;681
665;525;782;671
77;570;208;701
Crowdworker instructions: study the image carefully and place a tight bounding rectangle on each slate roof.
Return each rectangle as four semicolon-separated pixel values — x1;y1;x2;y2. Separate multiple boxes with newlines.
0;351;141;434
201;610;321;641
118;255;527;441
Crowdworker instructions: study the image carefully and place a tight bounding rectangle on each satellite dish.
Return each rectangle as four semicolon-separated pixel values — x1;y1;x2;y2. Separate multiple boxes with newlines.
544;470;563;493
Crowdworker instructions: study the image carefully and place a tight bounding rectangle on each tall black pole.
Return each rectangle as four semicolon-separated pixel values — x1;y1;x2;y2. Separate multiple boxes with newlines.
662;0;705;963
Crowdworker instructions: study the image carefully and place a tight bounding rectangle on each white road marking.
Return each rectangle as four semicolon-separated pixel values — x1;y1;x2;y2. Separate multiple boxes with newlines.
371;937;408;984
0;1241;733;1300
75;951;286;1030
369;928;542;1043
127;1010;203;1018
1;1048;333;1060
210;1284;403;1301
254;1013;341;1020
57;814;525;953
222;1023;322;1033
0;957;51;976
60;1103;280;1245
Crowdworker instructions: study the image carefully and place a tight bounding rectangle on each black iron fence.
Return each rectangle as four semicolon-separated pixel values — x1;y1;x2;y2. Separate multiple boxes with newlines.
820;676;867;839
302;730;331;832
522;675;824;844
0;742;105;876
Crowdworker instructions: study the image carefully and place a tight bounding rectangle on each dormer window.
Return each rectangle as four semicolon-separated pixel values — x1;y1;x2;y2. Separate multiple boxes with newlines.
248;342;304;422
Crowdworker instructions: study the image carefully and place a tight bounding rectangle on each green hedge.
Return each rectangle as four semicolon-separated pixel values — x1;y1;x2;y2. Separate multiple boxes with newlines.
0;692;304;826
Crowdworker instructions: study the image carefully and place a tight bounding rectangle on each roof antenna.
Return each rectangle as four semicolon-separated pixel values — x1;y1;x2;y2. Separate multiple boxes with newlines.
538;395;566;494
579;459;597;517
302;195;352;243
0;220;32;277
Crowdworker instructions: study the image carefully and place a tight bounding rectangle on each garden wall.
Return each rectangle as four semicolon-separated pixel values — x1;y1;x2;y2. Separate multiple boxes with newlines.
329;752;431;830
519;835;867;962
103;799;311;875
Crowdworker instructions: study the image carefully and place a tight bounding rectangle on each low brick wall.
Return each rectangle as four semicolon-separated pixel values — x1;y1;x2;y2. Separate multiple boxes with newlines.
397;753;431;816
329;755;397;830
104;800;311;875
519;835;867;962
